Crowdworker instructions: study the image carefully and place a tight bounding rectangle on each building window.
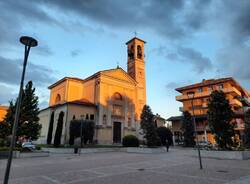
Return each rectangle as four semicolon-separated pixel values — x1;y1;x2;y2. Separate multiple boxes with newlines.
112;92;123;101
86;114;89;120
113;105;123;116
103;114;107;125
128;45;134;59
90;114;94;120
128;117;131;127
209;86;213;91
218;84;224;90
137;45;142;59
55;94;61;104
198;87;203;93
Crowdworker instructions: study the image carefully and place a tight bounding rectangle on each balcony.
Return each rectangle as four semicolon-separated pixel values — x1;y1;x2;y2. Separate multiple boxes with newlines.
176;91;211;101
176;87;242;101
223;87;241;96
230;99;242;107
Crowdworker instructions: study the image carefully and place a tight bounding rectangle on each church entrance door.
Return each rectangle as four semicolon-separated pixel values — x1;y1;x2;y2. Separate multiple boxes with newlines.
113;122;121;143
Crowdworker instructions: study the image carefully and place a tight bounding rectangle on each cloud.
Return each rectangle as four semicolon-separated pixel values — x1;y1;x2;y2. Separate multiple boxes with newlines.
70;49;81;57
164;46;213;74
37;0;213;40
0;84;17;105
151;44;213;74
166;82;180;90
0;56;56;86
210;1;250;82
216;46;250;81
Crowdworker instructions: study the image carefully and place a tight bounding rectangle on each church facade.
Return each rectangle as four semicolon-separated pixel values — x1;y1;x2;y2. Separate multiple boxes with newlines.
38;37;147;144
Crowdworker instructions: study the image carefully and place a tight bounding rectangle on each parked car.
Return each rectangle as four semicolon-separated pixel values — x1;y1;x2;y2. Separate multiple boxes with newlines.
196;141;212;149
22;142;36;150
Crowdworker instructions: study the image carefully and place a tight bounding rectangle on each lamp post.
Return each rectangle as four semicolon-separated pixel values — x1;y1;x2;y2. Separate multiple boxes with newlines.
3;36;38;184
187;92;203;170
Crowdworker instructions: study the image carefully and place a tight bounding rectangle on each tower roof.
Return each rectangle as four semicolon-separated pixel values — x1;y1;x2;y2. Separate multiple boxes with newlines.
126;37;146;45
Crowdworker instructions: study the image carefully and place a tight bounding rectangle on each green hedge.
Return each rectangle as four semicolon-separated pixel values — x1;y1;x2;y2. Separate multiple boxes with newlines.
122;135;139;147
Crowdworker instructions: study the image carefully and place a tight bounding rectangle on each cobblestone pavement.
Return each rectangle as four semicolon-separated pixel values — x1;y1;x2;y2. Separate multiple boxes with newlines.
0;148;250;184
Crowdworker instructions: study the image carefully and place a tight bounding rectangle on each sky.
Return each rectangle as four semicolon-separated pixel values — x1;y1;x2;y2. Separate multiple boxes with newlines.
0;0;250;119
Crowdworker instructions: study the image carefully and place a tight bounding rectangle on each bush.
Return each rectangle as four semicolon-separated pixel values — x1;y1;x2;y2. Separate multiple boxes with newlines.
156;127;173;146
122;135;139;147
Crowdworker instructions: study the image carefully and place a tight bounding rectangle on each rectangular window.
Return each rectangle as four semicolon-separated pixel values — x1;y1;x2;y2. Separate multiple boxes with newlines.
198;87;203;93
209;86;213;91
218;84;224;90
90;114;94;120
113;105;123;116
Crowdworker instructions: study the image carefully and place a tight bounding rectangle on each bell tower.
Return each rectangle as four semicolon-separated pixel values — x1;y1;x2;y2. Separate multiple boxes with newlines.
126;37;146;120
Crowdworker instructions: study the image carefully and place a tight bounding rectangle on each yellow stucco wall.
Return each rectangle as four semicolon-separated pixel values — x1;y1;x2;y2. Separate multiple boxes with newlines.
0;106;8;122
49;80;67;106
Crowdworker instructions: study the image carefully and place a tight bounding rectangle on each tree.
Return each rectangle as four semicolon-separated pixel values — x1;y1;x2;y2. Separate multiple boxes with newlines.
207;90;235;149
140;105;161;147
18;81;41;140
69;119;95;146
244;109;250;148
0;81;41;141
0;101;15;139
54;111;64;147
156;127;173;146
182;111;195;147
47;112;54;144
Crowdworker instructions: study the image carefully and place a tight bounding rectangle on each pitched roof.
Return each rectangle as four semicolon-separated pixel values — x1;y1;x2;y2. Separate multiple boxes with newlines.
126;37;146;45
48;66;137;90
48;77;85;89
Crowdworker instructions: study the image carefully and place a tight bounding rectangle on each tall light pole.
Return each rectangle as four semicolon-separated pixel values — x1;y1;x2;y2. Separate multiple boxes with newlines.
187;92;203;170
4;36;38;184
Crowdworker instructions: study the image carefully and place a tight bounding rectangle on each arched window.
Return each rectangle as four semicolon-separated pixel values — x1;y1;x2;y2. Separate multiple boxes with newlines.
112;92;123;101
55;94;61;104
137;45;142;59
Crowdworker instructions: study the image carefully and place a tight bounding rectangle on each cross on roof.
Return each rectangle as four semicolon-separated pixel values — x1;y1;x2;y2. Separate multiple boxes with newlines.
134;31;137;37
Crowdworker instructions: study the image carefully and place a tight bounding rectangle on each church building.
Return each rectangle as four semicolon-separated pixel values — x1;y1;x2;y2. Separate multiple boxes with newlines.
38;37;147;144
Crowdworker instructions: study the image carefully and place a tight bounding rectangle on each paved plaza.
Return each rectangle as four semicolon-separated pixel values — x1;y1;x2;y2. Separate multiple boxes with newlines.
0;148;250;184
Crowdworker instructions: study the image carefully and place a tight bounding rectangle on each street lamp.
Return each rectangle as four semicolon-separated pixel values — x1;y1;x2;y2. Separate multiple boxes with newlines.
3;36;38;184
187;91;203;170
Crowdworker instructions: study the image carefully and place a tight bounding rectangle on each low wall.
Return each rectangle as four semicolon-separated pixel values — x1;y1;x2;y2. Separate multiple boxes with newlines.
199;150;250;160
0;151;49;159
19;151;49;158
42;147;166;154
125;147;166;154
41;148;75;154
0;151;20;159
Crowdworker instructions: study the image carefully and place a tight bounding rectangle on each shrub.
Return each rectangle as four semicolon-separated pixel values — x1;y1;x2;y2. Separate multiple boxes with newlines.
69;120;95;146
122;135;139;147
156;127;173;146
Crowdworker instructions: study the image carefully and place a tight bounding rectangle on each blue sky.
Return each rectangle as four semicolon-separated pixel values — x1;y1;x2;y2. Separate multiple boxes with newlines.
0;0;250;119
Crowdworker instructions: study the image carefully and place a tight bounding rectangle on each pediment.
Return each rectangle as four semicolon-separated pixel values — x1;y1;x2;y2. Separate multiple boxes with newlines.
101;68;137;85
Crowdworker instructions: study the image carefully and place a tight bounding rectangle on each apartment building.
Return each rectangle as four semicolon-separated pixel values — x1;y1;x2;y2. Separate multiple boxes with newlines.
168;77;250;144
